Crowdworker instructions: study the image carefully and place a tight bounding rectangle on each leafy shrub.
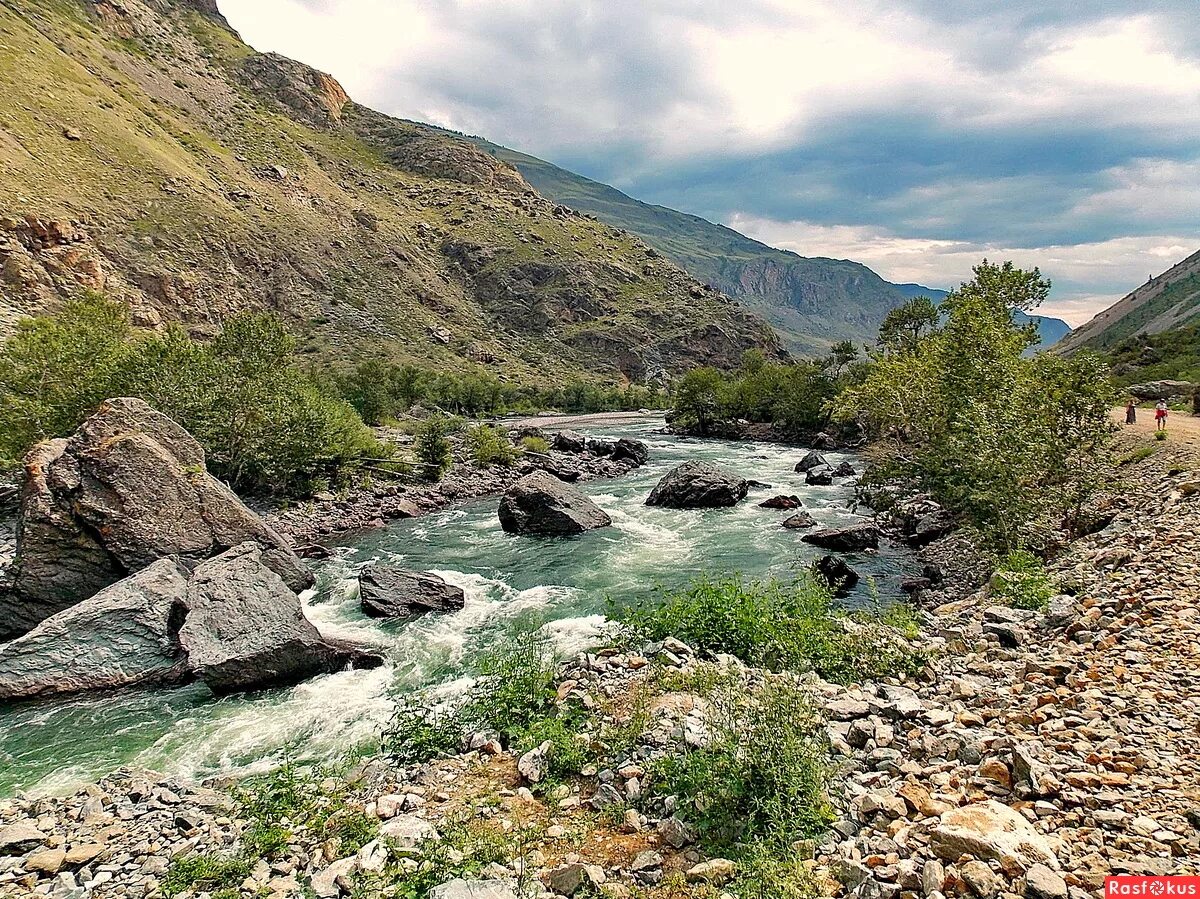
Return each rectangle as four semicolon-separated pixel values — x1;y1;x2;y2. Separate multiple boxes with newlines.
614;576;923;683
1155;430;1168;441
413;414;454;479
650;679;832;852
728;845;824;899
989;550;1055;610
467;423;518;467
233;758;377;861
519;435;551;454
0;295;381;494
382;693;464;765
162;854;250;898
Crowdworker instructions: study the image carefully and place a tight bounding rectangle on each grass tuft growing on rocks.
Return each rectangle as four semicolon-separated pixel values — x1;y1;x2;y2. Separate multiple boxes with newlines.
989;550;1055;611
649;678;833;855
162;853;250;898
614;575;924;683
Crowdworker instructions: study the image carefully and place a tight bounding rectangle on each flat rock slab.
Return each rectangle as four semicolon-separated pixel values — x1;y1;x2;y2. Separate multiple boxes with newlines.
802;523;880;552
358;565;466;620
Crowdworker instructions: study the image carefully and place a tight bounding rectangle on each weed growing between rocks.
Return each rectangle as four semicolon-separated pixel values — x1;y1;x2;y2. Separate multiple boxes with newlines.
161;854;250;898
613;575;924;683
649;678;832;855
988;549;1055;610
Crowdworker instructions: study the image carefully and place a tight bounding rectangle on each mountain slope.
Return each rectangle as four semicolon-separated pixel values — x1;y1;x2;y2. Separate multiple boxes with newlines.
1055;249;1200;354
468;140;909;355
0;0;782;384
892;284;1072;350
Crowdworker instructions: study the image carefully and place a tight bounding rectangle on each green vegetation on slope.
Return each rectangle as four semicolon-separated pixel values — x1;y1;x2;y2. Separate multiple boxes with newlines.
0;0;779;386
1084;271;1200;351
1100;324;1200;385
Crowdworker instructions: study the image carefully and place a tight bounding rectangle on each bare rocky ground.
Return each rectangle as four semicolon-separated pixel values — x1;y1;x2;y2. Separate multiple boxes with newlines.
1;429;1197;899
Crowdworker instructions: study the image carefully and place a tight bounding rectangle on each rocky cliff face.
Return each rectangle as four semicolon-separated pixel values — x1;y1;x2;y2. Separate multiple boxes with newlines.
0;0;782;380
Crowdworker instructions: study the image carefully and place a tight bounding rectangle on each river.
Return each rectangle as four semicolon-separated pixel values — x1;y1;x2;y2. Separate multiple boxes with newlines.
0;419;919;796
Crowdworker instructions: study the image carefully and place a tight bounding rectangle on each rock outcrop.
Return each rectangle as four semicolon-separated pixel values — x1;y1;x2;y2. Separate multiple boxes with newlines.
795;451;827;473
645;461;748;509
802;523;880;552
498;472;612;536
0;398;312;640
358;565;466;620
0;543;378;701
812;555;860;596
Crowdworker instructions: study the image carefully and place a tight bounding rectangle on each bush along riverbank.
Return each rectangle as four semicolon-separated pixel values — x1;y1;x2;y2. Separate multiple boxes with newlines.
3;427;1198;897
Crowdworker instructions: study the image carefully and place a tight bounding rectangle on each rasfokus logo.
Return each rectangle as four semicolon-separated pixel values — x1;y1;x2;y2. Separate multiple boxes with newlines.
1106;878;1200;897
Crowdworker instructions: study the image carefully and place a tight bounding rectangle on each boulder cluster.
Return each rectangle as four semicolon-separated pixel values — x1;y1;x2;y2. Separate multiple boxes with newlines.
0;399;378;701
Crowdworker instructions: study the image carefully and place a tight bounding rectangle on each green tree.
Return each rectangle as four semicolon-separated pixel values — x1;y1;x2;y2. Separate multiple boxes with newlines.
413;415;454;480
0;293;133;462
878;295;939;354
673;367;728;434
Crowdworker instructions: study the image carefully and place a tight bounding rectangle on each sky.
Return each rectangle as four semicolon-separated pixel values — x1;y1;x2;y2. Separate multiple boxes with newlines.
219;0;1200;325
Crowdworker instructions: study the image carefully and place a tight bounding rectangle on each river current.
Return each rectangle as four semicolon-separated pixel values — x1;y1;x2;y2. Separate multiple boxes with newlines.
0;419;919;796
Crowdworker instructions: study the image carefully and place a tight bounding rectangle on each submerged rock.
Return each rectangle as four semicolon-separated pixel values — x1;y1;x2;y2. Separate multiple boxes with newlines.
1;398;312;640
498;471;612;536
358;565;466;620
813;555;860;596
802;523;880;552
782;511;817;529
645;461;748;509
0;543;379;701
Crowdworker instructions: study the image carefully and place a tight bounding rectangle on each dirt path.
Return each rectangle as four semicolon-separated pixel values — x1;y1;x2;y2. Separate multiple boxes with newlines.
1111;406;1200;443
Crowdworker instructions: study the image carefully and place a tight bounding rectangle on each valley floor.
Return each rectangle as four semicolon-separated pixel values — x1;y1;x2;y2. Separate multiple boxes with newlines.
1;431;1197;897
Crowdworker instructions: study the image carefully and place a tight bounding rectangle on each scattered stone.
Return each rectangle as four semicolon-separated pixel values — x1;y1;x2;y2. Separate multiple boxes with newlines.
802;523;880;552
930;801;1059;875
685;859;737;885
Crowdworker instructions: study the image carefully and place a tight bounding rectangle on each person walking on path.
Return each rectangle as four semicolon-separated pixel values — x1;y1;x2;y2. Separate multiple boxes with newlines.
1156;400;1169;431
1125;398;1138;425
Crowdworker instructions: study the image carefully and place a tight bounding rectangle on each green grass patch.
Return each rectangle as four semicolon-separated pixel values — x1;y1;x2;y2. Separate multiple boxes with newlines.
162;854;250;898
1117;445;1157;466
613;575;924;684
989;550;1055;611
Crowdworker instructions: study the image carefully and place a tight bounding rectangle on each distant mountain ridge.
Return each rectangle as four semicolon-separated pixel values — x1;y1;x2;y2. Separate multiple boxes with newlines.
469;138;1072;354
467;140;913;355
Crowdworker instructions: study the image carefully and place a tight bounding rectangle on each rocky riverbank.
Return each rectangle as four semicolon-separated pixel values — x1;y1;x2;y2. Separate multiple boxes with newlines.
2;430;1196;898
261;426;649;550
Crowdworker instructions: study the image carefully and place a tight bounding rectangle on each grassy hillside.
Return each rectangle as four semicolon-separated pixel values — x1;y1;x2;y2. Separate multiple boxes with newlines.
1057;248;1200;354
467;140;909;355
0;0;782;385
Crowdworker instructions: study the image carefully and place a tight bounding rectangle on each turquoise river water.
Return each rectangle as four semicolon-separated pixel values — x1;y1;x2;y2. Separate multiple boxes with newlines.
0;419;919;796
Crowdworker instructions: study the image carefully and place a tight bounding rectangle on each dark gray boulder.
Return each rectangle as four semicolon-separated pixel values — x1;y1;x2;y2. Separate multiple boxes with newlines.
804;466;835;486
782;511;817;529
498;471;612;536
759;495;802;510
552;430;587;453
1;398;313;640
358;565;466;620
795;451;827;473
645;461;748;509
813;555;859;596
802;523;881;552
585;438;615;457
833;461;856;477
611;438;649;466
180;543;379;694
0;543;379;701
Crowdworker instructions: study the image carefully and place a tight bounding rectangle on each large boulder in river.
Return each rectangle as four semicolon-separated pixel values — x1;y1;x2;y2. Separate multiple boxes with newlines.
611;438;649;466
0;543;379;701
804;466;835;486
0;398;313;641
802;523;881;552
645;461;748;509
552;430;587;453
358;564;466;620
812;555;860;597
498;471;612;536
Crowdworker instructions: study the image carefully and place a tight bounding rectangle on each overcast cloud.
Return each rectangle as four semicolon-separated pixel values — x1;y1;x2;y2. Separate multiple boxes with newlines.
220;0;1200;324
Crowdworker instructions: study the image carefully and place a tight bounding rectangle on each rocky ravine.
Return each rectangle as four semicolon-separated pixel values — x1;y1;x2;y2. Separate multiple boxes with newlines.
1;431;1197;898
